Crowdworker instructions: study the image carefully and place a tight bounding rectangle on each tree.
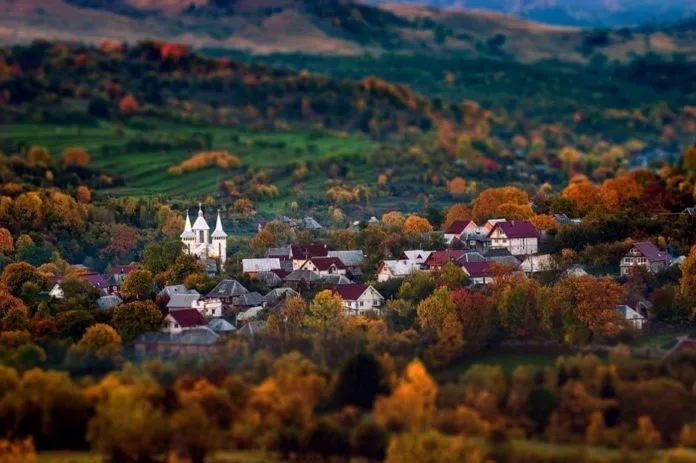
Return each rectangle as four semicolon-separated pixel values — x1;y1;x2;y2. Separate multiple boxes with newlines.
279;296;307;343
119;94;140;115
0;263;47;297
142;240;184;275
433;261;468;289
111;301;162;343
443;204;472;231
56;310;96;342
171;402;222;463
374;359;438;432
303;419;351;462
450;289;496;354
382;211;404;228
0;290;27;317
87;385;169;462
61;147;91;167
385;431;473;463
70;324;122;361
102;225;139;260
307;290;345;334
0;227;13;255
231;198;255;218
680;247;696;306
119;269;153;301
75;185;92;203
12;344;46;371
0;439;36;463
493;273;539;338
351;421;388;463
447;177;468;197
562;180;602;213
573;277;623;338
472;187;531;222
334;353;388;409
403;215;433;235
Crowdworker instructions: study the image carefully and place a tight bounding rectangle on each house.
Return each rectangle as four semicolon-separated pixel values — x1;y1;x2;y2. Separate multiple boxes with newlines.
237;305;265;324
158;285;199;300
192;298;223;318
283;269;323;293
204;279;250;305
620;242;671;276
301;216;323;230
461;261;495;286
49;272;108;300
564;265;589;278
242;258;282;276
484;249;521;268
423;250;467;271
290;244;329;269
666;337;696;358
328;250;364;278
264;288;301;307
236;292;264;309
134;328;220;357
455;252;486;264
96;295;122;310
106;264;140;295
238;321;265;339
400;250;433;267
254;271;284;288
554;214;582;227
305;257;347;276
208;317;236;335
377;260;421;282
167;293;202;312
164;309;208;334
488;220;540;256
616;304;648;330
520;254;555;274
334;284;384;315
682;208;696;217
322;274;354;285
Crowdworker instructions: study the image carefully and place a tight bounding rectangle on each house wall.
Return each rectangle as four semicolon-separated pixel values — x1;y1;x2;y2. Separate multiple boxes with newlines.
490;230;538;256
343;289;384;315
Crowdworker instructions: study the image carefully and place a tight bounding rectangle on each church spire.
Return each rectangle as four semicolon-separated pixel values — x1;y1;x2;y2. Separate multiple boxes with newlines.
212;208;227;238
180;210;194;239
192;203;210;231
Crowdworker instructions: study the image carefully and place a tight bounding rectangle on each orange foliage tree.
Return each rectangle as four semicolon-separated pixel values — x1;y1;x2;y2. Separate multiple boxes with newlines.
472;187;531;222
443;204;472;230
446;177;468;197
119;95;140;116
62;147;91;167
402;215;433;235
561;180;602;213
0;227;13;255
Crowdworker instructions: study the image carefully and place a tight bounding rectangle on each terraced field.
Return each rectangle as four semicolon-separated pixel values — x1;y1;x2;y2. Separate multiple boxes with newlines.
0;120;375;208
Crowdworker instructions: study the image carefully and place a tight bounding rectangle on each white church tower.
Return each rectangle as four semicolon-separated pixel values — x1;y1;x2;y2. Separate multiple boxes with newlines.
181;204;227;270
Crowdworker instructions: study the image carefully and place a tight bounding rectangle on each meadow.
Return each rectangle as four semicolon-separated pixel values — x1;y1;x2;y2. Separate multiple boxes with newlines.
0;120;375;212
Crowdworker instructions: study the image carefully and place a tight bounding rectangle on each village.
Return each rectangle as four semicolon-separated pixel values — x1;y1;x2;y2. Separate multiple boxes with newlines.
42;204;693;358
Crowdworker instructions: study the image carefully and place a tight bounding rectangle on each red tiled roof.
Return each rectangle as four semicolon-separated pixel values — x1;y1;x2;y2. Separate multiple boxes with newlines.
633;242;670;262
291;244;329;259
271;268;289;278
461;261;494;279
489;220;539;239
446;220;472;235
425;250;467;267
311;257;347;271
80;272;108;288
333;284;368;301
168;309;208;328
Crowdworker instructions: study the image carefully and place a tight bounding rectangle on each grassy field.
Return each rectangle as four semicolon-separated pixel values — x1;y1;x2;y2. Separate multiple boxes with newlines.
0;120;375;210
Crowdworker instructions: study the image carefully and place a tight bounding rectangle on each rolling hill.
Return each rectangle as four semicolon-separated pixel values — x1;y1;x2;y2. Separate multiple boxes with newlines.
365;0;696;27
1;0;696;62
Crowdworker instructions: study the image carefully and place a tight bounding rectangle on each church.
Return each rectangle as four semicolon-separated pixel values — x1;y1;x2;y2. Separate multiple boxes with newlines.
181;205;228;270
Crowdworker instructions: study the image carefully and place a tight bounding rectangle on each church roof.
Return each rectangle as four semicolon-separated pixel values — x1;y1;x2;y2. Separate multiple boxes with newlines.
192;204;210;231
180;210;195;239
212;210;227;238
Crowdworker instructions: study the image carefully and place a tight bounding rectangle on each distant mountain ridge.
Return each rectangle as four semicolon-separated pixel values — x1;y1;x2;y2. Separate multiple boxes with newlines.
365;0;696;27
1;0;696;61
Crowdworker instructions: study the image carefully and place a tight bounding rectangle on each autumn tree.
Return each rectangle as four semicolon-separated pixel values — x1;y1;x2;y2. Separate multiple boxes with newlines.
102;225;139;260
111;301;162;343
0;263;47;297
61;147;91;167
680;247;696;306
472;187;532;222
493;273;540;338
443;204;472;231
447;177;468;197
0;227;13;255
374;359;438;432
402;215;433;235
119;94;140;115
231;198;255;218
561;180;602;213
382;211;405;228
119;269;153;301
70;324;122;361
171;402;222;463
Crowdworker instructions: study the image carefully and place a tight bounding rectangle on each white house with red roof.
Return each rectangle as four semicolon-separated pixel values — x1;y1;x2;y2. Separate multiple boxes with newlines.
290;244;329;269
488;220;539;256
461;261;495;285
334;284;384;315
620;241;671;276
377;260;422;282
164;309;209;334
303;256;347;276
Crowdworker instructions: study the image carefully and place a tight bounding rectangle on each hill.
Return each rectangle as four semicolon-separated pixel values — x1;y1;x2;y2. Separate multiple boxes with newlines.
1;0;696;62
365;0;696;27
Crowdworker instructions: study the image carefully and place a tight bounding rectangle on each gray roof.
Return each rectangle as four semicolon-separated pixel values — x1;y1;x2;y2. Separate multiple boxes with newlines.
206;279;250;298
97;295;122;310
255;271;283;288
237;292;264;307
135;327;219;346
167;293;201;309
284;269;322;282
158;285;199;299
484;248;514;258
328;250;364;267
321;274;354;285
243;258;281;273
209;318;237;333
302;216;323;230
238;321;265;338
264;288;300;306
456;252;486;264
267;246;291;258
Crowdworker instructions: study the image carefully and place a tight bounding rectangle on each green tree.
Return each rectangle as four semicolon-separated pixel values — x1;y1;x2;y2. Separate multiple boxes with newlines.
70;324;122;361
119;269;153;301
56;310;95;342
111;301;162;343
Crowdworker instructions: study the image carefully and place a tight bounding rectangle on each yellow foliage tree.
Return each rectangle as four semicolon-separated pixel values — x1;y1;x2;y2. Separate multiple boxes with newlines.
402;215;433;235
